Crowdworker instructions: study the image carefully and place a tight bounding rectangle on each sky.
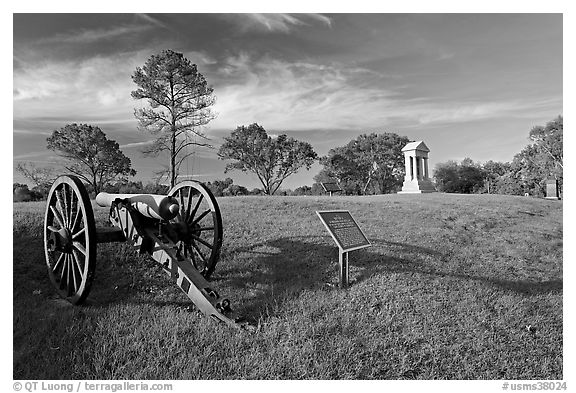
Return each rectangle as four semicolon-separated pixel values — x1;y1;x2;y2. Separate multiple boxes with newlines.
12;13;563;190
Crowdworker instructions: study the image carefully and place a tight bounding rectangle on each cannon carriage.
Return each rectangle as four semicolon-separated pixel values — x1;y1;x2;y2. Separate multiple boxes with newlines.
43;175;241;328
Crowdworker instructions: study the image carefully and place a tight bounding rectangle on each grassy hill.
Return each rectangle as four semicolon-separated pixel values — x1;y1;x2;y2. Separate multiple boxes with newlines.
13;193;562;379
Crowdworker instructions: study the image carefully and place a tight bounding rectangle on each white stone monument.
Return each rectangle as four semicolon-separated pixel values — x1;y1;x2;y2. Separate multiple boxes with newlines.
399;141;436;193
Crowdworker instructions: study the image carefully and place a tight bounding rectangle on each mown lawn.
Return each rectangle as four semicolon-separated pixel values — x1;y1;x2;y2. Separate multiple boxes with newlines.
13;193;562;379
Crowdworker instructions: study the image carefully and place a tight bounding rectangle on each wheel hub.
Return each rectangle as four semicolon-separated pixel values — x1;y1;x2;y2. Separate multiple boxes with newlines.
48;227;73;253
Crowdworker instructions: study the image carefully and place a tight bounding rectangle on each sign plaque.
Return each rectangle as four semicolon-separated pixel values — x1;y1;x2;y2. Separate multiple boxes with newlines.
316;210;371;288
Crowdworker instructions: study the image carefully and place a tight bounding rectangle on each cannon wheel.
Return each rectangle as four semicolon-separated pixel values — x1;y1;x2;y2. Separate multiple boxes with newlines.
44;175;96;304
168;181;223;279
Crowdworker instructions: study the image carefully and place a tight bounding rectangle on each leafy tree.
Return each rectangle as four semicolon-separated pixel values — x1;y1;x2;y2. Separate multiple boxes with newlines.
218;123;318;195
458;159;486;193
508;145;548;197
492;173;525;196
46;123;136;195
433;158;486;193
315;147;362;195
132;49;216;187
499;116;564;197
526;115;563;194
316;133;409;195
482;160;511;194
529;115;563;172
433;160;460;193
206;178;234;197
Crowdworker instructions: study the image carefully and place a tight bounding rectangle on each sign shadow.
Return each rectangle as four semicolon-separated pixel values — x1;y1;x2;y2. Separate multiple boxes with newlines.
217;235;562;324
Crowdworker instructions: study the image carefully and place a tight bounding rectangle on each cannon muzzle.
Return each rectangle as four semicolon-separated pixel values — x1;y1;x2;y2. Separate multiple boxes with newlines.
96;192;180;221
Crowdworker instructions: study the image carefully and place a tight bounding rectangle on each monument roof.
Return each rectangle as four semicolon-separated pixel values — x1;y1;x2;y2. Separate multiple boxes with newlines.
402;141;430;152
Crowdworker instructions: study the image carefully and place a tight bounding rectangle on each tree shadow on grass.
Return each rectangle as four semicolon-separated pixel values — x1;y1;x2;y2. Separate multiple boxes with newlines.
216;236;562;323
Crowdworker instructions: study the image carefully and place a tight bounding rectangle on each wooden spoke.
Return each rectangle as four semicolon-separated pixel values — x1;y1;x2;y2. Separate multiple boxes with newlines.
72;249;84;274
191;209;210;226
184;244;198;269
53;252;65;273
69;254;78;293
72;227;86;240
190;241;208;263
68;185;74;230
73;241;87;256
188;194;203;223
55;189;68;227
50;205;65;229
59;255;68;289
191;233;214;249
70;203;81;233
178;190;186;221
197;226;215;232
186;188;194;219
62;185;71;228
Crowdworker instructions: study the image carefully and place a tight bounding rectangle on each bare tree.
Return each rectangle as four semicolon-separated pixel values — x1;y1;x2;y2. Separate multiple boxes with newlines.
15;162;57;188
131;49;216;187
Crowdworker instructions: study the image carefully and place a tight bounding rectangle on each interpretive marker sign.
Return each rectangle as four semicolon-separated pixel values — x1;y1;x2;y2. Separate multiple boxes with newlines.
316;210;371;288
316;210;371;252
320;182;343;196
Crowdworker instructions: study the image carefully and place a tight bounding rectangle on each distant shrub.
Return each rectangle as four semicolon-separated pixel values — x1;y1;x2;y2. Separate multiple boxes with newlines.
143;183;169;195
14;186;32;202
223;184;249;196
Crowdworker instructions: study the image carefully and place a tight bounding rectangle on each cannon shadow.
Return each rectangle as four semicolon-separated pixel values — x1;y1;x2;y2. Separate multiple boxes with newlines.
14;231;561;323
214;236;562;324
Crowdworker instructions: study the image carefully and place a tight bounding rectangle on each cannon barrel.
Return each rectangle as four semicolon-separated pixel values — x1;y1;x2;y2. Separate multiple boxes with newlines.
96;192;180;221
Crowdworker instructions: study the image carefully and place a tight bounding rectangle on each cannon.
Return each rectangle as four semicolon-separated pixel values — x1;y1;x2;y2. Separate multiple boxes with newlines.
43;175;241;328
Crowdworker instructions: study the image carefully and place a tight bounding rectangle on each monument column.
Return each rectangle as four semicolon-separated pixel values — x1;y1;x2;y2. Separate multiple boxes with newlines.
419;157;424;180
404;152;412;181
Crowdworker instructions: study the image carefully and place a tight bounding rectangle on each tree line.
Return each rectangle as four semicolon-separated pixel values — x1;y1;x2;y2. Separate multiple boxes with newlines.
433;116;563;197
14;49;562;200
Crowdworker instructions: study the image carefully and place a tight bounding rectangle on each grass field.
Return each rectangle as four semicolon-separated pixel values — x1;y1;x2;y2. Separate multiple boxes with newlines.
13;193;562;380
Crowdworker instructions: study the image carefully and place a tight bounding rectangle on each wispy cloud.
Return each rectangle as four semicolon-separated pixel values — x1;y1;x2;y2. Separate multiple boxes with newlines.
13;51;149;122
39;24;153;45
13;129;52;136
13;151;54;160
135;14;169;29
210;52;561;131
225;13;331;33
119;140;156;149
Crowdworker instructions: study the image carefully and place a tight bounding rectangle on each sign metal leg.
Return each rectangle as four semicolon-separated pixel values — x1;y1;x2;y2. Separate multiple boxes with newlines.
339;251;349;288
